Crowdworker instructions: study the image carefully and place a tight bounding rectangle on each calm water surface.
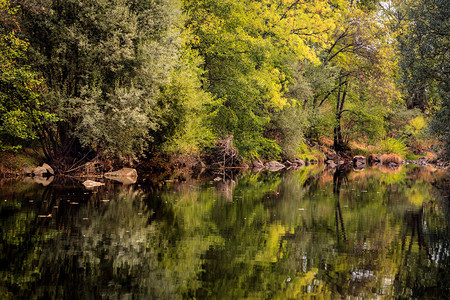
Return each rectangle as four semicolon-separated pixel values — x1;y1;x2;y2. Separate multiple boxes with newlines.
1;166;449;299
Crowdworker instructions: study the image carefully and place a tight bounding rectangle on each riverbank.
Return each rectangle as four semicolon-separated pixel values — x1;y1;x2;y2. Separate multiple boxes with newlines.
0;148;45;177
1;144;448;181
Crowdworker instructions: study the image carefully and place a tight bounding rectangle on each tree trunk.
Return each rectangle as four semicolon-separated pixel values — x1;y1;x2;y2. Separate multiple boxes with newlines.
334;80;348;151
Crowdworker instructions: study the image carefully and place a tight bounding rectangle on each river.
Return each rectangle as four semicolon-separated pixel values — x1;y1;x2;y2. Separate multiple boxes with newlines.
1;165;449;299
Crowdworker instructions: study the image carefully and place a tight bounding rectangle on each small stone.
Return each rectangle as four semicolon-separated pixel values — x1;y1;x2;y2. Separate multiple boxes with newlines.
82;180;105;188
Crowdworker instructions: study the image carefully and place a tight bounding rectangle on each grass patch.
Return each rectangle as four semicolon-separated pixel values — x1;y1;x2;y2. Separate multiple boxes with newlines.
350;146;370;157
376;138;407;158
297;142;325;163
0;147;44;175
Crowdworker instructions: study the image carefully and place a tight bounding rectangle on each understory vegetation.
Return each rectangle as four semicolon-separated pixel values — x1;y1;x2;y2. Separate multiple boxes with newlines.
0;0;448;169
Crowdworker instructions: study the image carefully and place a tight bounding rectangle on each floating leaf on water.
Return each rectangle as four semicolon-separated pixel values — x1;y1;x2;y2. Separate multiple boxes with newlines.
38;214;52;218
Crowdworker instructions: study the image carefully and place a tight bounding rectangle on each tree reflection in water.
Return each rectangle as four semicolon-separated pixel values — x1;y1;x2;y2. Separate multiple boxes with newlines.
0;166;448;299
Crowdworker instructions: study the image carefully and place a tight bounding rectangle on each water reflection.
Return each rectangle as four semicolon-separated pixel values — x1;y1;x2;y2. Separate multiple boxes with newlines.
0;166;448;299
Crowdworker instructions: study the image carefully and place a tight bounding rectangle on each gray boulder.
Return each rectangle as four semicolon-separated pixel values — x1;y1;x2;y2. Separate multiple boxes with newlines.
105;168;137;177
353;156;366;167
104;168;138;184
42;163;54;175
33;166;47;176
265;161;285;171
107;176;138;185
32;163;54;176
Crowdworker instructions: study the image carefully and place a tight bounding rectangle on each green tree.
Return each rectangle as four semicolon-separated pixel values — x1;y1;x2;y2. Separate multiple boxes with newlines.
183;0;337;159
13;0;213;163
314;2;401;150
397;0;449;156
0;0;55;151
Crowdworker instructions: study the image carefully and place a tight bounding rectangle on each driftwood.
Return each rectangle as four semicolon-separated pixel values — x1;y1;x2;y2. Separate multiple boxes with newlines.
212;135;240;168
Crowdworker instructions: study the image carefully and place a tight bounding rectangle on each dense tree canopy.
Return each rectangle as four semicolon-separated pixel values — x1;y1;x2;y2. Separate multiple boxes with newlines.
0;0;448;162
397;0;449;156
0;0;55;151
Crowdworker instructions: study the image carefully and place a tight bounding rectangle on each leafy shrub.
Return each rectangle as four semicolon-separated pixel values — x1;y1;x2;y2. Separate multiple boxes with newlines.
268;101;309;159
407;116;427;135
377;138;407;158
386;106;431;154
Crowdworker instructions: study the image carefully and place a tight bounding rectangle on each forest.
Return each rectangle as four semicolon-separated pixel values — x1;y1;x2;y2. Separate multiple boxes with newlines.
1;1;449;297
0;0;449;171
